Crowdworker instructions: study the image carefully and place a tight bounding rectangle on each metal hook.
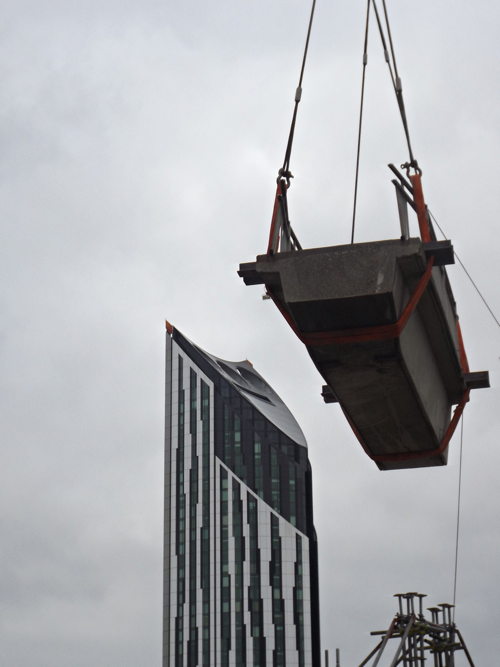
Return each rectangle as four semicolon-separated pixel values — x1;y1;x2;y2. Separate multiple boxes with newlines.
401;160;422;176
277;167;293;188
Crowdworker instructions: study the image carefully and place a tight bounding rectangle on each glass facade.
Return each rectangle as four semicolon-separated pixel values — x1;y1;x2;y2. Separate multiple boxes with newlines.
164;328;320;666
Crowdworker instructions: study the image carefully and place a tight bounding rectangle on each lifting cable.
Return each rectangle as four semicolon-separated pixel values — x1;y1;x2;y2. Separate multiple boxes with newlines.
351;0;418;243
280;0;317;184
429;211;499;622
452;415;465;622
351;0;371;244
429;209;500;330
268;0;316;254
377;0;416;167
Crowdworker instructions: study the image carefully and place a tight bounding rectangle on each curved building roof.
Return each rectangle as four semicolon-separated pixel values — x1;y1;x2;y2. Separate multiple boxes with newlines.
171;325;307;448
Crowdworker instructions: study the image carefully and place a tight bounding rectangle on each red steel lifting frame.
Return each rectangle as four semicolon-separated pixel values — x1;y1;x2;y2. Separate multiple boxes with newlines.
265;173;472;466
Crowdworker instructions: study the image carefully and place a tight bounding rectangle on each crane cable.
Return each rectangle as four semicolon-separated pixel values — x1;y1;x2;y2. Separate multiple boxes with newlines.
428;207;500;620
351;0;419;243
429;209;500;331
452;415;465;622
351;0;371;244
376;0;417;168
280;0;317;185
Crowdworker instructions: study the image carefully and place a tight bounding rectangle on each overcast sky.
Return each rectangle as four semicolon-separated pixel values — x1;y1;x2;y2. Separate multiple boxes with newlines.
1;1;498;665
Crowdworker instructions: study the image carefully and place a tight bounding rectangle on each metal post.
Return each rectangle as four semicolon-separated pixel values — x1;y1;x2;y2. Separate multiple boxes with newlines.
416;593;427;618
371;617;398;667
389;615;415;667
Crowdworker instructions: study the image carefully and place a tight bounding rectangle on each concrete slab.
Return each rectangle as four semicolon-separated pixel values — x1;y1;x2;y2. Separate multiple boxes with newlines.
239;238;469;470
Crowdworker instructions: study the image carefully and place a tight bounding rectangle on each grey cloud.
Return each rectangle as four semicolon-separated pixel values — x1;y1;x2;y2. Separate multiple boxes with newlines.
1;0;498;665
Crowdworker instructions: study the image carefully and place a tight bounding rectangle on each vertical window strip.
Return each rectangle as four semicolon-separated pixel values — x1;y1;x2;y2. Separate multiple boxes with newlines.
200;380;211;666
188;369;198;664
247;493;265;666
232;479;246;666
175;355;186;667
234;413;243;479
220;467;231;667
294;535;305;667
253;435;263;499
270;448;281;513
270;515;286;667
289;462;297;527
223;402;233;470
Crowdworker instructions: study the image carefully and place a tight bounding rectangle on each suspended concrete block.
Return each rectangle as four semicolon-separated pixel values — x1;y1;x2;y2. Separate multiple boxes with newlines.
239;238;489;470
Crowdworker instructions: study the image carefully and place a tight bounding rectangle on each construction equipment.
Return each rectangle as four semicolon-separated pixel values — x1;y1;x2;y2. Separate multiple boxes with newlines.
359;592;475;666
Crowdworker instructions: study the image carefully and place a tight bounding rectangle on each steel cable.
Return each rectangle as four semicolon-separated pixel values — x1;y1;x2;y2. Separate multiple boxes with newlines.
452;415;465;621
281;0;317;178
372;0;416;166
351;0;371;244
429;209;500;330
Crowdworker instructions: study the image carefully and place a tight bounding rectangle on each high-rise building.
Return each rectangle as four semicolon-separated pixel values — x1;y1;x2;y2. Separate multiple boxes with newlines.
163;324;320;666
